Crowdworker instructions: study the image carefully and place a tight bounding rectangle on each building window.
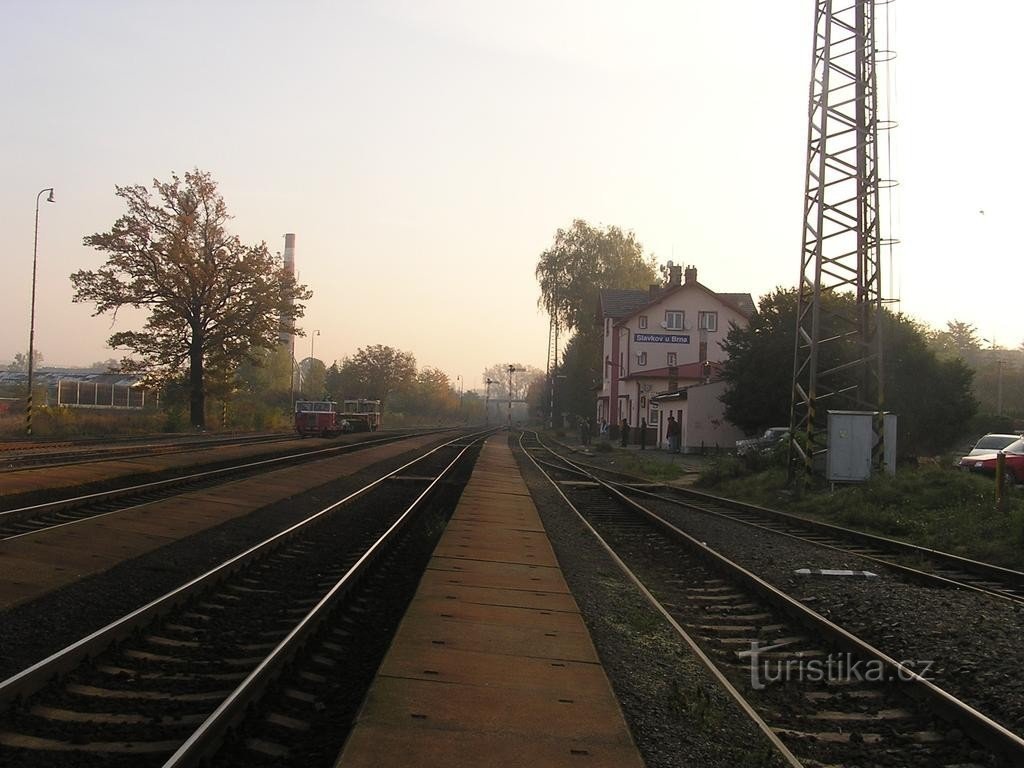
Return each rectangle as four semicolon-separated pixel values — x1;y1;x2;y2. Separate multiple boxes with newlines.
637;351;647;366
664;310;684;330
667;352;677;366
639;315;648;329
698;311;718;331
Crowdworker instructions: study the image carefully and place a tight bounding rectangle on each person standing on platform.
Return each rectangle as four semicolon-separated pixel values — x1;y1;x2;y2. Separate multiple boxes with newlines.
640;418;647;450
620;418;629;447
667;414;680;453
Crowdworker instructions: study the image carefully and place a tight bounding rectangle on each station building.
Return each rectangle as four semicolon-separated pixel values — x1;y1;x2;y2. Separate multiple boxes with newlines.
596;264;754;452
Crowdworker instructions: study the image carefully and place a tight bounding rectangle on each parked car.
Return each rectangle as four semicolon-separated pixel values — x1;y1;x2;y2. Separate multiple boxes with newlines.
958;436;1024;483
963;433;1019;458
736;427;790;456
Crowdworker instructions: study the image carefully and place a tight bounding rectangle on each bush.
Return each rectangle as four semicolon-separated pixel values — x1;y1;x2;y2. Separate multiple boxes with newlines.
0;407;167;438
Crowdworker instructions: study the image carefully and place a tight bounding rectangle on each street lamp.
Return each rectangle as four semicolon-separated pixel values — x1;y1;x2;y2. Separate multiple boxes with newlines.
26;187;55;437
307;330;320;398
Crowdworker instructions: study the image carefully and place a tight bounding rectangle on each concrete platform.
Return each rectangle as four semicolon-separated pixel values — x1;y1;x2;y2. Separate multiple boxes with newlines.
334;437;644;768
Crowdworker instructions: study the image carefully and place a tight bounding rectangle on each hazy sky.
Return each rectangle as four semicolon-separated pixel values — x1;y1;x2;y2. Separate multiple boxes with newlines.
2;1;1021;389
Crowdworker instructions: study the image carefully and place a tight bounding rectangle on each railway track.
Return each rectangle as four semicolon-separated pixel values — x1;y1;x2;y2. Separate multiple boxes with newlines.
519;431;1024;768
544;439;1024;606
617;481;1024;605
0;429;452;540
0;432;293;471
0;429;492;768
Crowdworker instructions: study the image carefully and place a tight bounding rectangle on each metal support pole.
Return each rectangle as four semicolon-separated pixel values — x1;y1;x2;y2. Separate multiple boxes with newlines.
26;187;54;436
485;378;494;426
507;365;514;429
996;451;1007;514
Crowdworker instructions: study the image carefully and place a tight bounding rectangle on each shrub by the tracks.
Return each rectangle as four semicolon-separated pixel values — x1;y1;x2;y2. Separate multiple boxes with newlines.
0;407;166;438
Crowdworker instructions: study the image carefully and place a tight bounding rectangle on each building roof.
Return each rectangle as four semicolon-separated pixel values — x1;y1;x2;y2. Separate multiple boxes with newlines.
597;289;652;320
0;370;145;387
601;282;754;327
718;292;756;316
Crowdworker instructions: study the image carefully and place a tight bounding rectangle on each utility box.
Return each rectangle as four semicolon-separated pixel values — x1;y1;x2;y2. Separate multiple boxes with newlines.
826;411;897;482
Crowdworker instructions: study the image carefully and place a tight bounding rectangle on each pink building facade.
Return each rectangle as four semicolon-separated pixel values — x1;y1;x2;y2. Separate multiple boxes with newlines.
596;265;753;451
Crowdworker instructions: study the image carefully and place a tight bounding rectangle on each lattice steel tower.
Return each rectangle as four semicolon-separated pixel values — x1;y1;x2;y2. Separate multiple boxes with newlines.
545;314;560;428
789;0;890;480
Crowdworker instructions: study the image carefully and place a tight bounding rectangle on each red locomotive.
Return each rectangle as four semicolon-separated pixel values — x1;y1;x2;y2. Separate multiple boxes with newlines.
294;399;383;437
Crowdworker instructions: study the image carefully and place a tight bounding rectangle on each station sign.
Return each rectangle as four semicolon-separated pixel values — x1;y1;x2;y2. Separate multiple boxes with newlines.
634;333;690;344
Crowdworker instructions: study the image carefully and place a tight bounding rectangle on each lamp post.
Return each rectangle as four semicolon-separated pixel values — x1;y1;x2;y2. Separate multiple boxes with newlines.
456;375;463;415
26;187;55;437
308;330;320;398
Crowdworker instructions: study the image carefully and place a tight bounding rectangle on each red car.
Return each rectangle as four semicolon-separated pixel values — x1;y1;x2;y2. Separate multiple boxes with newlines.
958;437;1024;483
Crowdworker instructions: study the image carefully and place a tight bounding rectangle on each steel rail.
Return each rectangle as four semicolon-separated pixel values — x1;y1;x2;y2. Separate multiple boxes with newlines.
161;431;492;767
614;482;1024;606
525;432;1024;767
555;443;1024;604
0;428;495;712
517;432;805;768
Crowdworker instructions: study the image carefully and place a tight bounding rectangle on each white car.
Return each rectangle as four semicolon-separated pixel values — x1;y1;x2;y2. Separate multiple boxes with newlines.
963;433;1019;458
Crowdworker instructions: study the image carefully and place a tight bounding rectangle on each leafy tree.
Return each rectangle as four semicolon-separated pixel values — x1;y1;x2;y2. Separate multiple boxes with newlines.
334;345;416;403
720;289;977;456
719;288;798;432
88;358;123;372
324;362;347;400
535;219;658;332
928;320;982;359
6;351;43;372
534;220;659;421
415;367;454;413
300;358;327;399
554;331;603;422
72;170;310;429
481;363;544;402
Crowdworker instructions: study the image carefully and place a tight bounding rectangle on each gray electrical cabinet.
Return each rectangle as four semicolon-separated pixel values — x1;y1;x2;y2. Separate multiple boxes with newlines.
826;411;897;482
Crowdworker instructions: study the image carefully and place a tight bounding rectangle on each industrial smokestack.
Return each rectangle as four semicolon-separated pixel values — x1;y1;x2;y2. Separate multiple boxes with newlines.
279;233;296;348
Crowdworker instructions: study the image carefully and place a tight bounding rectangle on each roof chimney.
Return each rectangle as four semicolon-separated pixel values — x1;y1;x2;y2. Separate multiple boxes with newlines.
684;265;697;284
668;264;682;287
649;283;660;298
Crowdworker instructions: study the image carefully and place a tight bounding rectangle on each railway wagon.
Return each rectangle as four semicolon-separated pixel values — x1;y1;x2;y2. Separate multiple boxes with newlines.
294;399;383;437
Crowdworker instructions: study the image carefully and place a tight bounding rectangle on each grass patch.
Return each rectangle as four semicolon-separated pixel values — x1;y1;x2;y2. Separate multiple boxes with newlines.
607;451;686;482
0;408;168;439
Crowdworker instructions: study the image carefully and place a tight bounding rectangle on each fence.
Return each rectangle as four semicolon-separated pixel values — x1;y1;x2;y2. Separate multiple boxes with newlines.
53;380;155;410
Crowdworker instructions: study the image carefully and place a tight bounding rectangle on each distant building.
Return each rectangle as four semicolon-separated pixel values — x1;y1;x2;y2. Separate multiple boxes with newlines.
596;264;753;451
